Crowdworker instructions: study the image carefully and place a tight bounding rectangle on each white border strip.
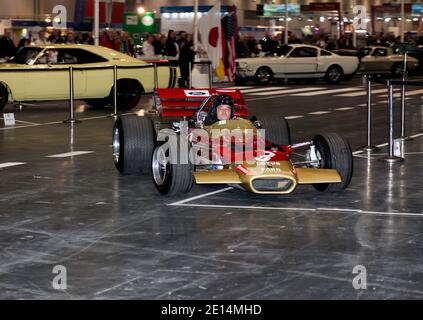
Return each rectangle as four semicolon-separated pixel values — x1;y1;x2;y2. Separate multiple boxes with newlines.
168;187;233;206
171;203;422;217
46;151;94;158
0;162;26;168
0;117;40;125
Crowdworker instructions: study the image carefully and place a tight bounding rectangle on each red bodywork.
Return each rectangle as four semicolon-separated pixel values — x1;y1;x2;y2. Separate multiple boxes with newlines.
191;125;293;165
154;88;248;118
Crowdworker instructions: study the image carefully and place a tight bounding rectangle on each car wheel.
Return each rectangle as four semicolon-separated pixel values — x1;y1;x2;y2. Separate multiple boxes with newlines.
255;115;291;146
152;133;194;195
117;80;141;111
254;67;273;85
0;84;8;111
325;65;343;84
112;115;155;175
391;63;405;77
84;97;110;109
312;133;353;192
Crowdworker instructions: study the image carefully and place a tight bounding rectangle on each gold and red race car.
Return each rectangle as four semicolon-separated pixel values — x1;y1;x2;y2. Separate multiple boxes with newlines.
112;89;353;195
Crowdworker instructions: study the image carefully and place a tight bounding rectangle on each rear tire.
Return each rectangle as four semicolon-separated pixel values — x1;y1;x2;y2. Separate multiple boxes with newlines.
152;132;194;195
112;115;155;175
0;84;8;111
312;133;353;192
256;115;291;146
325;65;343;84
391;63;405;78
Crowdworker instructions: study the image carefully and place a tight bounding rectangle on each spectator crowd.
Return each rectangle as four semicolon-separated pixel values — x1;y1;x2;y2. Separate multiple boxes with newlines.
2;26;423;84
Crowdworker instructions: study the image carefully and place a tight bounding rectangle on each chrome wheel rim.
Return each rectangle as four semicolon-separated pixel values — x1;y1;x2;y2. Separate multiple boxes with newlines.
256;69;270;83
152;146;167;185
395;65;404;75
328;68;340;81
112;127;120;164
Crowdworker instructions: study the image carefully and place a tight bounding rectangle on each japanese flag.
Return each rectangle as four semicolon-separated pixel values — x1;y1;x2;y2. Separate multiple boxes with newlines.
198;2;225;79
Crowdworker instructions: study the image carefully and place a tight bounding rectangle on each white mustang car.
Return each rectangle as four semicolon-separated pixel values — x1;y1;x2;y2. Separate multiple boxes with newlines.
235;44;359;85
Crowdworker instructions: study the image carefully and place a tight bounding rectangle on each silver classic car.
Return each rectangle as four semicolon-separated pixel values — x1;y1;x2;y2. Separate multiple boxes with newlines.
358;46;419;76
235;44;359;85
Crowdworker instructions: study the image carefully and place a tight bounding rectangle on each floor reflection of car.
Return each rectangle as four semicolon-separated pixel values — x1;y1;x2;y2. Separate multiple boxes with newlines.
235;44;359;85
357;46;419;76
0;44;179;111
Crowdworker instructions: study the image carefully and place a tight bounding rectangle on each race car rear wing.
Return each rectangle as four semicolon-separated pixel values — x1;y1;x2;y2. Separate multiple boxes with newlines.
153;88;248;118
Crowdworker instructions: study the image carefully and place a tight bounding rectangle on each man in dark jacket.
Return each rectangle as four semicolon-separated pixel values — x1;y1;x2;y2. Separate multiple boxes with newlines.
0;29;17;59
178;34;196;88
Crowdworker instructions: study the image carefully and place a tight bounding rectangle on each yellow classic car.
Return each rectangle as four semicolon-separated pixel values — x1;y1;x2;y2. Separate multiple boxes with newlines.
0;44;180;111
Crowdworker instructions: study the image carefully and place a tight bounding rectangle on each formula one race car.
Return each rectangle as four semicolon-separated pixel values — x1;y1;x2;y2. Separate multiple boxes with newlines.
112;89;353;195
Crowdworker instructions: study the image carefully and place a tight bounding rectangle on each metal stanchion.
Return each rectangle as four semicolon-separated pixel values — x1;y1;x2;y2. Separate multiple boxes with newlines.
108;65;118;118
154;63;158;89
380;80;404;163
358;75;379;152
399;52;413;141
208;62;213;88
63;66;81;123
189;62;192;89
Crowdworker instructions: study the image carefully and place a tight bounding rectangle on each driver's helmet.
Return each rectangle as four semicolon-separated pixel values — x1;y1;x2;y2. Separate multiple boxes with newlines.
204;94;235;125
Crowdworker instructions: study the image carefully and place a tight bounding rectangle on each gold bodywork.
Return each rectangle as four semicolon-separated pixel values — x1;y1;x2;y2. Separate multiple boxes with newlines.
0;44;179;102
192;119;342;194
194;161;341;194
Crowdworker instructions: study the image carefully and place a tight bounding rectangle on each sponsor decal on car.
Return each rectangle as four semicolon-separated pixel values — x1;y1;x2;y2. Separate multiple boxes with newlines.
254;151;276;162
184;90;210;97
236;164;250;175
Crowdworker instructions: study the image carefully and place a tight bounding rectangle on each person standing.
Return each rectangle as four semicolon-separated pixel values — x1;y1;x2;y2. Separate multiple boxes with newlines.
120;31;134;56
153;34;163;56
100;29;120;51
178;34;196;88
164;30;178;58
141;34;155;57
34;30;50;45
0;29;17;59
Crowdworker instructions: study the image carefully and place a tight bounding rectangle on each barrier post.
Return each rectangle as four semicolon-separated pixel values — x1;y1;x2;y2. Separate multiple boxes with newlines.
189;62;192;89
400;52;413;141
154;63;158;89
380;80;404;163
63;66;81;123
209;61;213;88
358;75;379;152
107;65;118;118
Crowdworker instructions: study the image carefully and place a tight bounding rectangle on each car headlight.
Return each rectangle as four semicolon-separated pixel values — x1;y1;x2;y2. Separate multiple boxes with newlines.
236;61;249;69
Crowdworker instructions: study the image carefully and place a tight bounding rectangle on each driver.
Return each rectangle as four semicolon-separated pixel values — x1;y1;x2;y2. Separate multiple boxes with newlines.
204;94;235;125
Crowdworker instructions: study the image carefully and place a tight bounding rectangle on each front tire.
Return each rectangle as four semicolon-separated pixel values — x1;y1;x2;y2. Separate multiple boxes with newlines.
254;67;273;85
0;84;8;111
112;115;155;175
152;133;194;195
312;133;353;192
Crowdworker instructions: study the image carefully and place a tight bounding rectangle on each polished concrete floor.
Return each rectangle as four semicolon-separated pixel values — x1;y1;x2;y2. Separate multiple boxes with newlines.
1;77;423;299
